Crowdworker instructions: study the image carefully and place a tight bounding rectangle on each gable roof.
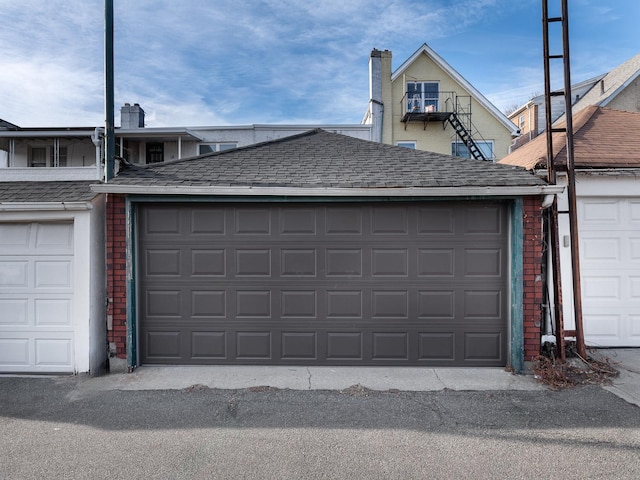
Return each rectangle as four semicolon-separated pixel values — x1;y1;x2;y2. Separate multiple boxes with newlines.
555;53;640;123
391;44;518;135
0;181;97;205
499;106;640;170
93;129;557;197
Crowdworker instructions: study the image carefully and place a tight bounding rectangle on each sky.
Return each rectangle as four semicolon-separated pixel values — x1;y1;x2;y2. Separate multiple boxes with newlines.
0;0;638;128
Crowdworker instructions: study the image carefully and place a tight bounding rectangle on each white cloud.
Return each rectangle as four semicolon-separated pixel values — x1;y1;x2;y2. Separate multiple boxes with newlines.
0;0;636;127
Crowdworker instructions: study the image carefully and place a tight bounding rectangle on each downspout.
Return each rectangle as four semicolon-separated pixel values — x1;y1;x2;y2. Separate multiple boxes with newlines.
92;127;104;180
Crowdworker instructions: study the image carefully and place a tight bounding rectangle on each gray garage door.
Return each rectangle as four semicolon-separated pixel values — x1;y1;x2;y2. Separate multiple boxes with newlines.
138;201;508;366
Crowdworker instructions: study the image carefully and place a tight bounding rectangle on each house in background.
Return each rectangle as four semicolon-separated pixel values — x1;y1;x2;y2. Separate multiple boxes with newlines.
507;75;604;151
500;106;640;348
0;104;372;178
363;44;519;161
508;52;640;151
116;103;372;166
93;129;560;372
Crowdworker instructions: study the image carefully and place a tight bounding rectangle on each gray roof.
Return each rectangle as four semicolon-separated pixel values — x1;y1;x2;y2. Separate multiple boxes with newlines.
0;181;97;203
107;129;546;191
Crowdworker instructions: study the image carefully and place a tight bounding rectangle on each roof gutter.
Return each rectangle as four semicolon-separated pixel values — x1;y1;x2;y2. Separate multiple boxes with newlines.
91;184;564;197
0;202;94;212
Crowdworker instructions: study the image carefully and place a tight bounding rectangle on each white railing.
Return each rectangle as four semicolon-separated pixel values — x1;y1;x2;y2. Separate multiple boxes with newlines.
0;166;101;182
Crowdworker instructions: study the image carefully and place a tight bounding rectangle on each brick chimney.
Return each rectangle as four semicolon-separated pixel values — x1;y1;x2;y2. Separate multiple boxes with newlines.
120;103;145;128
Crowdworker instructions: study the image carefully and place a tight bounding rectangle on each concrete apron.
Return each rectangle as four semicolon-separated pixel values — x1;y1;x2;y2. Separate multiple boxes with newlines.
98;365;543;392
98;348;640;408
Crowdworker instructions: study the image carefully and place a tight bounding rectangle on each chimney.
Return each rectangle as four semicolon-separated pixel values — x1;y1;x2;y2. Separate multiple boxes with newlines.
120;103;145;129
368;49;392;143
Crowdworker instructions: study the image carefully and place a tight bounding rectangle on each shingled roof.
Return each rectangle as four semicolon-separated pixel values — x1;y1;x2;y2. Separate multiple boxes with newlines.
95;129;551;196
500;106;640;170
0;181;97;204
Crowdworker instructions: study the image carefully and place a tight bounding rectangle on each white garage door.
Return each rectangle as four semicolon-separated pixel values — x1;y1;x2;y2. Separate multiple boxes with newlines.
0;222;75;372
580;198;640;346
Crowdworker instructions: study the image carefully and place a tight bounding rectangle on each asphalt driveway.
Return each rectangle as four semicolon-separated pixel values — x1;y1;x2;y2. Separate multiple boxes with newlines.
1;375;639;479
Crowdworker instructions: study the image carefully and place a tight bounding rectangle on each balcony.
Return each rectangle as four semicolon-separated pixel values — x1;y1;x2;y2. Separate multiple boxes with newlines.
400;91;458;124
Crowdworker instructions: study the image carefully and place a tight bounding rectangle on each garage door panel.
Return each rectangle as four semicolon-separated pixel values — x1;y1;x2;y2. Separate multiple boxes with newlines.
0;338;29;366
371;207;408;235
0;298;29;325
236;332;271;358
418;332;455;361
281;332;316;359
372;332;408;360
280;208;317;235
325;208;362;235
417;207;454;234
464;332;503;361
139;203;507;365
326;332;363;360
0;261;28;287
191;331;227;358
35;299;71;325
190;208;226;234
463;290;502;319
281;249;317;276
235;209;271;235
235;249;271;276
464;206;503;235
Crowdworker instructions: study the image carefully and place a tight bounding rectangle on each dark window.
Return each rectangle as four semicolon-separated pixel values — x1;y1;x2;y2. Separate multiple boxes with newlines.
146;143;164;164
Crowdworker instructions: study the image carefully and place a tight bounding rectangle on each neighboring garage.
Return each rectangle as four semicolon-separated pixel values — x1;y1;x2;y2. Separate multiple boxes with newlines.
576;196;640;347
0;181;106;374
95;130;561;370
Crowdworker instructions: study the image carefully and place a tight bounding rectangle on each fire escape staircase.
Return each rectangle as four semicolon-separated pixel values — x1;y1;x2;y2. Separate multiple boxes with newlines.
447;113;487;161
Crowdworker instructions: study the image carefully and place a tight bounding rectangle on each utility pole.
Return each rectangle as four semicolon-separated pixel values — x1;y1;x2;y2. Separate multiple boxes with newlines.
105;0;115;181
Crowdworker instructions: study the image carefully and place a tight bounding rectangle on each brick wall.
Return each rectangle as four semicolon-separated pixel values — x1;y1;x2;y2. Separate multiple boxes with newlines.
522;196;544;361
106;194;127;359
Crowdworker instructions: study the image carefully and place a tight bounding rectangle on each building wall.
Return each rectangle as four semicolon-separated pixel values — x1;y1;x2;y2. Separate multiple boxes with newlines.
606;76;640;112
523;196;544;361
106;194;127;362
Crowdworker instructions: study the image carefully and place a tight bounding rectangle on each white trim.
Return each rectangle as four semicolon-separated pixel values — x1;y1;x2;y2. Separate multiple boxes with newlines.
0;202;94;212
91;184;563;197
391;44;519;135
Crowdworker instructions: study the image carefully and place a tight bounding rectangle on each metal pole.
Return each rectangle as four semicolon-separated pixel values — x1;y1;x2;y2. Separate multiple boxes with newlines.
105;0;115;181
542;0;566;361
561;0;586;359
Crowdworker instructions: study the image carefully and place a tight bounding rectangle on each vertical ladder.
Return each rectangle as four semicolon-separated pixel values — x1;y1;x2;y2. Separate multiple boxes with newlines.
542;0;586;360
447;113;487;161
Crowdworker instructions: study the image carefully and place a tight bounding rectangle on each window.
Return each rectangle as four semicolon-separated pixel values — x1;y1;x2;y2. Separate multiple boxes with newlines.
30;147;47;167
451;141;494;160
406;81;439;113
519;115;526;130
146;142;164;164
199;143;238;155
28;142;68;167
51;146;67;167
396;141;416;149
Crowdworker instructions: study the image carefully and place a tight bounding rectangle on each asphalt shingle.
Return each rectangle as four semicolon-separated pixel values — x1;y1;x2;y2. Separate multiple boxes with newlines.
110;129;545;189
0;181;97;203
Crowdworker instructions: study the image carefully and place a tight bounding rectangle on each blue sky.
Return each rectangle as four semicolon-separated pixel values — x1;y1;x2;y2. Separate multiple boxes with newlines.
0;0;638;127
